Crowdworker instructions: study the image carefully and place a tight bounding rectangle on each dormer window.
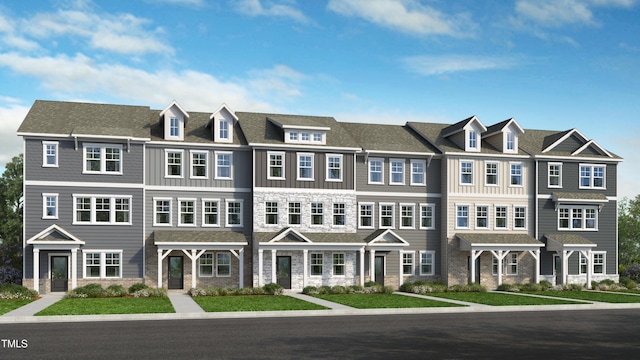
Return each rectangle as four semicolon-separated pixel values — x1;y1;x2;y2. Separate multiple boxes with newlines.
284;129;326;144
506;132;514;151
289;132;298;141
468;130;477;149
160;101;188;141
210;103;238;144
169;118;180;138
219;120;230;141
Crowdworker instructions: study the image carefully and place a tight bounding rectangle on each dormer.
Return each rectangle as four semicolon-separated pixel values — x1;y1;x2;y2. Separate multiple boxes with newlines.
210;103;238;143
442;116;487;152
160;100;189;141
482;118;525;154
267;117;330;145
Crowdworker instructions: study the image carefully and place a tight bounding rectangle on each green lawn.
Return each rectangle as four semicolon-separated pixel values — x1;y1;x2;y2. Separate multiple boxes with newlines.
35;297;175;316
428;292;585;306
313;293;464;309
193;295;328;312
0;299;35;315
524;290;640;303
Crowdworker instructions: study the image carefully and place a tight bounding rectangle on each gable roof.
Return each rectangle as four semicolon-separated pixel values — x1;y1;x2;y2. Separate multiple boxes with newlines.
159;100;189;119
482;118;524;138
154;230;248;244
26;224;85;245
340;122;439;154
519;128;621;159
441;116;487;138
149;109;247;145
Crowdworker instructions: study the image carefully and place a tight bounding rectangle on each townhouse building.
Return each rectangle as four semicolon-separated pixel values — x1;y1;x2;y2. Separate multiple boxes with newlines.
18;100;621;293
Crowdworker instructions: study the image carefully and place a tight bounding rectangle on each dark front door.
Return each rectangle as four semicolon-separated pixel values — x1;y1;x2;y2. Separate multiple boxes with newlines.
168;256;184;289
374;256;384;286
51;256;68;292
276;256;291;289
554;255;562;285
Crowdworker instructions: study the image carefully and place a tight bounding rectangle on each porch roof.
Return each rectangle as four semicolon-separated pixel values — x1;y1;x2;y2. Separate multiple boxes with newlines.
545;233;597;252
364;229;411;250
154;230;248;248
457;233;544;251
26;224;85;250
256;228;365;250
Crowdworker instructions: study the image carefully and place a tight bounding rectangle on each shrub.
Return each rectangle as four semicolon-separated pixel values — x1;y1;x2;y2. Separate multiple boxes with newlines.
0;283;38;299
347;285;364;294
330;285;346;294
132;287;167;298
620;277;637;290
364;281;380;288
621;264;640;282
106;284;127;297
68;283;107;298
497;283;520;292
302;286;318;295
235;287;255;295
382;285;394;294
539;280;553;291
561;283;584;291
263;283;284;295
318;286;332;295
447;284;487;292
129;283;148;294
400;281;447;294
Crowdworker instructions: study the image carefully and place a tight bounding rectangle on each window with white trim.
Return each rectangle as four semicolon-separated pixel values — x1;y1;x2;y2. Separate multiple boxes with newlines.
359;203;374;229
400;204;414;229
380;203;394;228
368;158;383;184
593;252;605;274
420;204;435;230
333;203;345;226
506;253;518;275
43;193;58;219
476;205;488;229
580;254;588;274
202;200;219;227
297;153;314;180
326;154;343;181
468;130;477;149
190;151;208;178
154;198;171;226
495;206;508;229
310;253;323;276
199;253;214;277
83;251;122;278
558;206;598;230
217;253;231;276
43;141;58;167
485;162;498;186
580;164;605;189
169;117;180;138
179;199;195;226
402;252;414;275
548;163;562;188
165;150;183;178
460;161;473;185
289;202;301;225
456;205;469;228
514;206;526;229
74;196;132;225
333;253;345;276
226;200;243;227
410;160;425;185
510;162;522;186
506;132;515;152
311;202;323;226
420;251;435;275
218;119;230;141
84;144;122;174
390;159;404;185
267;152;285;180
215;151;233;179
301;132;310;141
265;201;278;225
289;131;298;141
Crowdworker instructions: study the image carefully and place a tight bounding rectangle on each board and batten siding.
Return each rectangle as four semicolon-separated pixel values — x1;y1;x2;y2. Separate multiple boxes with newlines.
447;157;533;196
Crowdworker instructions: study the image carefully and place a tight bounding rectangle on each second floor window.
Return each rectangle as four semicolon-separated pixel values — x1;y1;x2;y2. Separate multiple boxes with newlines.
461;161;473;184
265;201;278;225
74;196;131;225
420;204;435;229
215;152;232;179
203;200;219;226
43;194;58;219
166;150;182;177
368;158;383;184
154;199;171;225
179;200;195;226
380;204;394;228
456;205;469;228
311;202;323;225
514;206;526;229
400;204;414;228
226;200;243;227
580;165;605;189
84;144;121;174
333;203;345;226
549;163;562;188
289;202;301;225
495;206;508;229
359;203;373;228
191;151;207;178
326;155;343;181
390;159;404;184
485;162;498;185
558;206;598;230
510;163;522;186
268;152;284;179
476;205;488;229
297;154;313;180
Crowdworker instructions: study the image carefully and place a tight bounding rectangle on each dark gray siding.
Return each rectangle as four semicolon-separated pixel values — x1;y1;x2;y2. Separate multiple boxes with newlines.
539;160;617;196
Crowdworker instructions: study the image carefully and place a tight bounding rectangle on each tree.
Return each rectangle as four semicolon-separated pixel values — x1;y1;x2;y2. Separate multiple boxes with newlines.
0;154;23;284
618;195;640;271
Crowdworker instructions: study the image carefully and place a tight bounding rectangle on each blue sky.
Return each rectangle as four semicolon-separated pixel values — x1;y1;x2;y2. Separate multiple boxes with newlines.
0;0;638;197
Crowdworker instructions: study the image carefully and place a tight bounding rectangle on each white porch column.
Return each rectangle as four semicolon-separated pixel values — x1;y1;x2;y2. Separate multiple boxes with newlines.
369;249;376;283
360;248;365;287
238;248;244;288
191;250;197;289
470;250;483;284
157;249;163;288
490;250;509;286
580;249;592;289
258;249;264;287
399;251;403;286
33;248;40;293
71;248;78;290
271;250;277;284
527;249;541;284
562;250;574;285
303;249;308;289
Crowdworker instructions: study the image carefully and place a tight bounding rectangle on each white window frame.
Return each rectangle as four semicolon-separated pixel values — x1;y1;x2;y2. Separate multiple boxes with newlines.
456;205;470;229
468;130;477;150
215;151;233;180
579;164;606;189
225;199;243;227
72;195;133;225
389;159;405;185
201;199;220;227
419;251;435;276
83;250;123;279
165;149;183;178
485;161;498;186
494;205;508;230
410;159;426;186
311;202;324;226
333;253;345;276
288;202;301;226
178;198;196;227
265;201;279;225
368;158;384;184
557;205;599;231
475;205;489;229
399;203;415;229
510;162;523;187
42;141;59;167
460;160;474;185
297;153;314;181
42;193;59;219
267;151;285;180
379;203;395;229
580;253;588;275
190;150;208;179
215;119;233;143
216;253;231;277
548;162;563;188
358;202;374;229
310;252;323;276
169;117;180;138
154;198;172;227
505;132;516;152
326;154;343;182
513;206;527;230
593;252;605;274
83;143;123;175
198;253;214;277
419;203;435;230
506;253;518;275
402;251;414;275
332;203;346;227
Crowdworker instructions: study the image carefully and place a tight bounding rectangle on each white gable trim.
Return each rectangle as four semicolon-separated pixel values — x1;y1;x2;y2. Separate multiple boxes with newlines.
159;100;189;119
572;139;613;158
26;224;85;245
542;128;588;153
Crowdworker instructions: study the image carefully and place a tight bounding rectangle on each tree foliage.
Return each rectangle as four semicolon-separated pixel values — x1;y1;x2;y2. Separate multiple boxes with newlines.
0;154;23;284
618;195;640;270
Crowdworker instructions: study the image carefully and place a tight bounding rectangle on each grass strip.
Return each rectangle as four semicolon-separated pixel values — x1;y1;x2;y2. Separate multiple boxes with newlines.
524;291;640;303
0;299;35;315
193;295;328;312
35;297;175;316
429;292;584;306
313;293;464;309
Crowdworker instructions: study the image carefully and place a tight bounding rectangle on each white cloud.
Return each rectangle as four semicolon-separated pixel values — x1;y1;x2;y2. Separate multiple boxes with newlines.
327;0;471;37
403;55;517;76
0;102;29;166
233;0;310;23
246;65;306;97
0;13;13;33
514;0;637;28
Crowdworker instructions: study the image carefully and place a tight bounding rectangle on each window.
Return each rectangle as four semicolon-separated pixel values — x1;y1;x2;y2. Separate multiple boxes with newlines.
492;257;499;275
154;199;171;226
593;252;605;274
202;200;219;226
558;206;599;230
326;154;343;181
268;152;285;180
333;253;345;276
84;251;122;278
297;153;314;180
506;132;515;151
580;165;606;189
218;120;230;141
514;206;526;229
420;204;435;230
400;204;414;229
411;160;425;185
288;202;301;225
265;201;278;225
368;158;383;184
43;194;58;219
333;203;345;226
510;163;522;186
310;253;323;276
286;130;325;144
165;150;183;177
495;206;508;229
468;130;477;149
289;132;298;141
460;161;473;185
485;162;498;186
217;253;231;276
456;205;469;228
506;253;518;275
313;133;322;142
580;254;588;274
190;151;208;178
199;253;213;277
380;204;394;228
476;205;488;229
74;196;132;225
84;144;122;174
226;200;243;227
420;251;435;276
390;159;405;185
311;202;323;226
300;132;309;141
549;163;562;188
402;252;414;275
169;117;180;138
359;203;374;228
43;141;58;167
179;199;195;226
215;152;232;179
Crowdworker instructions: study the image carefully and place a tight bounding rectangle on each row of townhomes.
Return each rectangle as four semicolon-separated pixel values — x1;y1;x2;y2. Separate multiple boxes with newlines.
18;100;621;293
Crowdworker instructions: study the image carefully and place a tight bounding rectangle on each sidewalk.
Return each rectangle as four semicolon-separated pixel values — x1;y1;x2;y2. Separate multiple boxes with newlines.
167;291;205;313
2;293;65;317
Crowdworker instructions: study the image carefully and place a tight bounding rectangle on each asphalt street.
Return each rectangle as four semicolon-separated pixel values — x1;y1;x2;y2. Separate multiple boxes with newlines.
1;308;638;359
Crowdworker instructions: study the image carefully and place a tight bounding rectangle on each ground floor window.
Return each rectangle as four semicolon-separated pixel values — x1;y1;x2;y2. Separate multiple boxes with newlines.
593;252;605;274
506;253;518;275
402;252;414;275
420;251;434;275
199;253;214;277
333;253;345;276
83;251;122;278
310;253;323;276
217;253;231;276
580;253;588;274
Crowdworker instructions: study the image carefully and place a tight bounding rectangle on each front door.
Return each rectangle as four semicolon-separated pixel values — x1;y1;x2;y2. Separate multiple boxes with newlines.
374;256;385;286
554;255;562;285
168;256;184;289
276;256;291;289
51;256;68;292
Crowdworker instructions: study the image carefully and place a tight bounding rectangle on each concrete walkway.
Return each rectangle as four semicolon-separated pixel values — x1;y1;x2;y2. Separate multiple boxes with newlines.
2;293;65;317
285;291;354;310
167;291;205;313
